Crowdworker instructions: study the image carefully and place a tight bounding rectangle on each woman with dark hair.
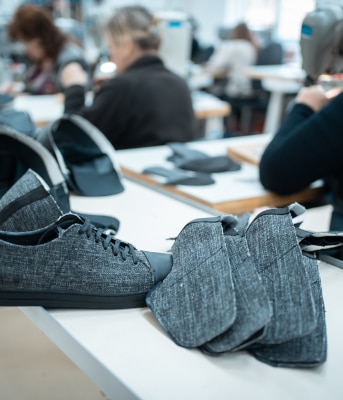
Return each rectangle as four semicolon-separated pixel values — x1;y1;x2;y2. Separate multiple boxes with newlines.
60;5;197;150
7;4;88;95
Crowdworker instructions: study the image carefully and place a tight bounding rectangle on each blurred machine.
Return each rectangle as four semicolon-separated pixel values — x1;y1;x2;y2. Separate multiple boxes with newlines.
300;4;343;85
155;10;192;78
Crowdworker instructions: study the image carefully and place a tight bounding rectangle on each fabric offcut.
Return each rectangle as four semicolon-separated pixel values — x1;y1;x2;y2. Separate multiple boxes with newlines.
0;169;63;232
146;217;236;348
166;142;241;173
245;207;317;345
147;204;327;369
202;215;272;354
250;255;327;367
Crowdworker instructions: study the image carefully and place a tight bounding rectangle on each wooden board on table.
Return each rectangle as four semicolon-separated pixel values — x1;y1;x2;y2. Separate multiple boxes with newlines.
227;141;267;165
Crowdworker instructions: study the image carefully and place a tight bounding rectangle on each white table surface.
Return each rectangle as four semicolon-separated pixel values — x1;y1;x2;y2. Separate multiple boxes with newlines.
13;94;64;125
116;133;321;210
12;90;229;125
20;177;343;400
116;134;270;205
244;64;305;82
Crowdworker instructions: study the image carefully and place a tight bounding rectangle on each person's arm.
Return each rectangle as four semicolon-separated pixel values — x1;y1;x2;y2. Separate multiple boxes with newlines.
60;62;88;113
61;62;128;143
63;84;86;113
259;89;343;194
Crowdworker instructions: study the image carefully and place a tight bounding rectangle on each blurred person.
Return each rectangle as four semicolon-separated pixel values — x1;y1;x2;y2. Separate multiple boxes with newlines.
259;85;343;230
206;22;260;98
60;5;197;150
7;3;88;95
205;22;261;135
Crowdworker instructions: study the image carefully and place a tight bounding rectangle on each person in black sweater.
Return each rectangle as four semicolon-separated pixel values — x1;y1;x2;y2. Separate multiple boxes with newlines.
61;5;197;150
259;85;343;230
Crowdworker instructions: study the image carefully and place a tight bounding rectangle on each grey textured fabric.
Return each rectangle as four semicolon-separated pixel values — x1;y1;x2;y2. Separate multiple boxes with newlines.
146;217;236;348
0;169;62;232
0;213;171;309
245;207;317;344
146;205;326;368
202;215;272;353
250;255;327;367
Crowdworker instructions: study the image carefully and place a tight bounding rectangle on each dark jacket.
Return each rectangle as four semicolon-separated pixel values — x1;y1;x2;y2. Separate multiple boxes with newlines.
259;92;343;229
64;55;197;150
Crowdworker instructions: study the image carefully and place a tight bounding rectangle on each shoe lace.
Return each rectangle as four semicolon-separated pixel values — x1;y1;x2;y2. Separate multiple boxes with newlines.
78;219;138;264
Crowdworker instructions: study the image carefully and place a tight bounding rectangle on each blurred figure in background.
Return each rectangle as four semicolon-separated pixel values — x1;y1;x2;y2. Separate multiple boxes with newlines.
205;22;261;135
206;22;260;98
6;4;88;95
61;5;197;150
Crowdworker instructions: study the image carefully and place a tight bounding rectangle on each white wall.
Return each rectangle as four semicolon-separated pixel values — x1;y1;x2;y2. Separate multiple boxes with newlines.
316;0;343;5
84;0;227;46
0;0;21;19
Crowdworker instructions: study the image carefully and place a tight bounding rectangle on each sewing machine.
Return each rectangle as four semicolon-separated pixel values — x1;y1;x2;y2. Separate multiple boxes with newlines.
300;4;343;86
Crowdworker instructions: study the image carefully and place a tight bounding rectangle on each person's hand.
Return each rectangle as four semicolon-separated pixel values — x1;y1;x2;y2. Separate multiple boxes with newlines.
295;86;330;112
325;86;343;99
60;62;88;88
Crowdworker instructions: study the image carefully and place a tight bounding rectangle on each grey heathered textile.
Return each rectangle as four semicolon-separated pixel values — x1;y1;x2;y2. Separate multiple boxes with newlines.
146;218;236;348
246;208;317;345
250;255;327;367
0;214;154;297
202;216;272;353
0;169;62;231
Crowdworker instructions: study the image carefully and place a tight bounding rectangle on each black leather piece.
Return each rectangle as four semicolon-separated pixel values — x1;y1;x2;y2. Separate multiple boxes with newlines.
78;213;120;234
38;116;125;196
0;129;70;211
142;166;215;186
142;251;173;283
167;142;241;173
177;155;241;173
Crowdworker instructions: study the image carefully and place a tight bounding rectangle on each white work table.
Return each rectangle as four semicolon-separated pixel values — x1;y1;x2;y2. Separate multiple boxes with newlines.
12;90;229;127
19;177;343;400
117;134;323;215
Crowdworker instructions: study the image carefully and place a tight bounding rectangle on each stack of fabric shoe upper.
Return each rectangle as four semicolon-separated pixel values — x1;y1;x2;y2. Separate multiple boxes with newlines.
146;204;330;368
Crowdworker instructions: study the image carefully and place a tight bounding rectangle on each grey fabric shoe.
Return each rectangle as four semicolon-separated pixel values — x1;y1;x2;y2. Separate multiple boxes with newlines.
0;169;63;232
249;255;327;367
0;213;172;309
245;205;317;345
0;169;120;234
146;217;236;348
202;214;272;354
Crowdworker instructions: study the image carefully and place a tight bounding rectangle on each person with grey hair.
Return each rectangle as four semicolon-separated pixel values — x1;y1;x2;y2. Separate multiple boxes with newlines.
61;5;197;150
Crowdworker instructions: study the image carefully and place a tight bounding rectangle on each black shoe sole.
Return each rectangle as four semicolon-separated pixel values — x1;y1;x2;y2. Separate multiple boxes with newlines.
0;290;147;309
